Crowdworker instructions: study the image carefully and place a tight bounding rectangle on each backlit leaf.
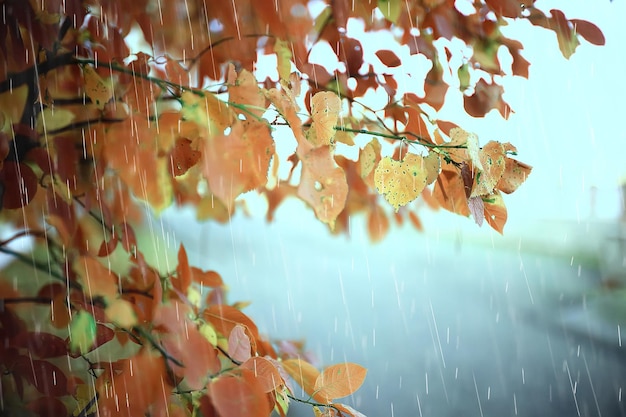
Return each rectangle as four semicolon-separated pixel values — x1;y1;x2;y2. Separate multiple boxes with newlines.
282;358;320;397
496;157;532;194
471;141;506;197
105;298;137;328
275;39;293;82
314;363;367;403
483;191;507;234
297;146;348;228
374;154;428;212
377;0;401;23
241;357;284;392
310;91;341;147
228;324;252;363
69;310;96;355
81;65;113;109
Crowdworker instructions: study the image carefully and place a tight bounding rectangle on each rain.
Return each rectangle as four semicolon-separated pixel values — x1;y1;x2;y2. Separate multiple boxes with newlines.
1;1;625;417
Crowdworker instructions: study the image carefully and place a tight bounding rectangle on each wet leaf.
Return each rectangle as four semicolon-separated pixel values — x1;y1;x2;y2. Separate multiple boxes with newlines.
209;370;271;417
11;332;67;358
374;154;428;212
483;191;507;234
81;65;113;109
314;363;367;403
377;0;401;23
375;50;401;67
309;91;341;147
105;298;137;328
241;357;284;392
228;324;252;363
282;358;320;397
69;310;96;355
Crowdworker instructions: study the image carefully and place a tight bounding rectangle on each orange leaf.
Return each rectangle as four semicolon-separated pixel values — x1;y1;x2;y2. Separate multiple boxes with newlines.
375;50;402;67
297;146;348;228
482;191;507;234
497;157;532;194
471;141;506;197
432;165;470;216
209;370;271;417
202;121;274;207
175;244;192;295
204;305;260;348
313;363;367;403
281;358;320;397
191;268;224;288
73;256;118;300
309;91;341;147
97;349;168;416
367;207;389;243
241;357;285;393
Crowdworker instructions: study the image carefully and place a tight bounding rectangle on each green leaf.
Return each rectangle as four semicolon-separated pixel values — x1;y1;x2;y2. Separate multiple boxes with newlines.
377;0;401;24
69;310;97;354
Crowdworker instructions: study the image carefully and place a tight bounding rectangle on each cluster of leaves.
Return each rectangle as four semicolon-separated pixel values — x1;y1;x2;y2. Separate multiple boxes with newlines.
0;0;603;416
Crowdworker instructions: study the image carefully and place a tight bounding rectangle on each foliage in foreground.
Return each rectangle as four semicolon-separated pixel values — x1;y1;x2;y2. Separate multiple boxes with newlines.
0;0;603;416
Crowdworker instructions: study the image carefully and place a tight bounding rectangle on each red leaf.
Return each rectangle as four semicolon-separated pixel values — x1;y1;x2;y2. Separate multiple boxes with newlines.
26;396;67;417
375;50;401;67
11;332;68;358
97;235;118;257
120;221;138;252
175;244;192;295
571;19;605;46
1;161;38;209
192;268;224;288
204;305;260;349
209;370;271;417
13;356;68;397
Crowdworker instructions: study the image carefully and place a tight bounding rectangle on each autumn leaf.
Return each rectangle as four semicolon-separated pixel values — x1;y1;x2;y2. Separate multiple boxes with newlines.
374;154;428;212
81;65;113;109
97;349;168;416
482;191;508;234
376;50;402;67
309;91;341;147
282;358;320;397
209;370;271;417
297;146;348;228
274;39;293;82
313;363;367;403
73;256;118;300
497;155;532;194
228;324;252;363
69;310;96;355
105;298;138;328
202;120;275;207
241;357;285;392
471;141;506;197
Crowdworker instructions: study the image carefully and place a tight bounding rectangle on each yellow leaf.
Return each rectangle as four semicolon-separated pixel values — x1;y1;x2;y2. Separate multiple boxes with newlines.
82;65;113;110
0;84;28;132
282;358;320;397
423;150;440;185
105;298;137;328
36;107;75;134
374;154;428;212
200;322;218;346
274;39;293;82
309;91;341;147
